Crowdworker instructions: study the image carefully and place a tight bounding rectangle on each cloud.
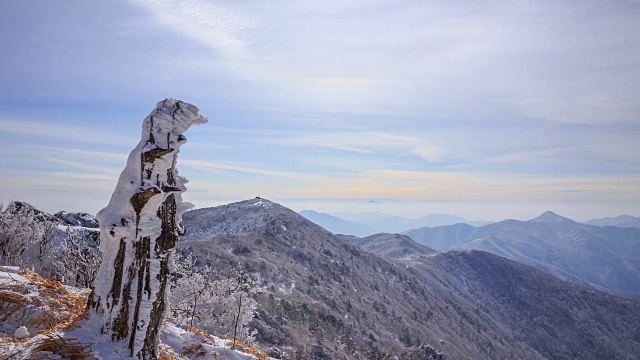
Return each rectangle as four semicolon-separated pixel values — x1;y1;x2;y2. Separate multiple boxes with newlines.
46;158;122;176
182;159;327;181
411;145;444;162
128;0;252;55
0;118;136;147
298;77;374;88
266;130;446;161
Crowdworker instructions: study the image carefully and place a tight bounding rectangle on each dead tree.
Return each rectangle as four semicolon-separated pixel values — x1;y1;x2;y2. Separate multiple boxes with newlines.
88;99;207;359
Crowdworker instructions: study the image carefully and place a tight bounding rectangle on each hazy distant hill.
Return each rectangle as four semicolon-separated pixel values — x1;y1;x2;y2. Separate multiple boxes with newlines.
300;209;490;236
181;199;640;359
298;210;373;237
403;223;477;251
405;211;640;299
584;215;640;228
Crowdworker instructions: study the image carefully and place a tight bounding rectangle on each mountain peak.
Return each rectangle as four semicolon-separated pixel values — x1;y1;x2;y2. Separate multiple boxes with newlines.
182;197;312;239
530;211;574;223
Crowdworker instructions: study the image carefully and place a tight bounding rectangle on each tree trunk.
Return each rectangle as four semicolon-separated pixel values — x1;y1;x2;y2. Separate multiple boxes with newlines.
88;99;207;359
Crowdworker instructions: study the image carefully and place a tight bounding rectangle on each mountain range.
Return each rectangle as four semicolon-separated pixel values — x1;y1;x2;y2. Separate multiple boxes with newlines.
404;211;640;299
180;199;640;359
299;210;491;237
583;215;640;228
5;199;640;359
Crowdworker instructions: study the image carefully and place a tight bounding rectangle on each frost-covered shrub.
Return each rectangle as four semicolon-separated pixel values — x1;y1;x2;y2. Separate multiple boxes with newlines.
0;202;57;269
51;228;102;287
169;253;258;344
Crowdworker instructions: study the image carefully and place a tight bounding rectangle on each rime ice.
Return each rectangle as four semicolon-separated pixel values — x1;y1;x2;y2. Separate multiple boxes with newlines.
89;99;206;359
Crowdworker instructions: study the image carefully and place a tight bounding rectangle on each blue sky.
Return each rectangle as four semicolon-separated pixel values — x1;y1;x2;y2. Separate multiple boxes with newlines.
1;0;639;221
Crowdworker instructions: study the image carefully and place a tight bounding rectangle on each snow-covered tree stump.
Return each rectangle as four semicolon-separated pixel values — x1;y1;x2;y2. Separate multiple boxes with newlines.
88;99;207;359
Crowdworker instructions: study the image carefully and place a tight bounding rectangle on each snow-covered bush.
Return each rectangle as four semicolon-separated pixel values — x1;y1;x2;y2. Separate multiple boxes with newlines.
0;202;57;269
170;253;258;345
51;228;102;287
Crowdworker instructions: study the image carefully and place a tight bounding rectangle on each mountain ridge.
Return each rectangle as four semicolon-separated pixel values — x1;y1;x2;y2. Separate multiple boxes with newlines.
179;199;640;359
584;215;640;228
405;211;640;299
300;209;490;237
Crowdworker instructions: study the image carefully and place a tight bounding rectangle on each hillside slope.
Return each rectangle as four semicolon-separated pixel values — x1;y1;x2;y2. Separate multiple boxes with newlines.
348;235;640;360
181;198;537;359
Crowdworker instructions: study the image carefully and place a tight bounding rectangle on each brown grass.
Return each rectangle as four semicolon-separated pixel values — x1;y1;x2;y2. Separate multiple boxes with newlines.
1;267;94;359
29;333;94;359
182;343;207;358
18;268;89;332
228;338;269;360
159;343;187;360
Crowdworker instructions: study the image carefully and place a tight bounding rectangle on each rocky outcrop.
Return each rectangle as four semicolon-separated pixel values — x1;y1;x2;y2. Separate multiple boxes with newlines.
54;211;99;228
88;99;206;359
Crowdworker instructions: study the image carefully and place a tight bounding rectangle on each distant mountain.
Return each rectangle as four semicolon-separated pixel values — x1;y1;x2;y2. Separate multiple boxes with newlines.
584;215;640;228
404;223;477;251
333;210;395;224
530;210;576;224
299;210;373;237
405;211;640;299
300;210;490;236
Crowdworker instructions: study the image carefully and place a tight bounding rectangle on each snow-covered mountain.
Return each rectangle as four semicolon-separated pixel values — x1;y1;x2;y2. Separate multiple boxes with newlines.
405;211;640;299
54;211;99;228
181;199;640;359
6;199;640;359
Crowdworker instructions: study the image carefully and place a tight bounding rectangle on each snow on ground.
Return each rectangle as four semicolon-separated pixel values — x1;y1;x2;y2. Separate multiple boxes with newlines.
0;266;271;359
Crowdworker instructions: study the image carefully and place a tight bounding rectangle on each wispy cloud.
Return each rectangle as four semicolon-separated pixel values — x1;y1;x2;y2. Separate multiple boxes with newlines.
128;0;253;55
0;118;136;147
266;131;446;161
24;145;128;162
182;159;327;181
46;158;122;176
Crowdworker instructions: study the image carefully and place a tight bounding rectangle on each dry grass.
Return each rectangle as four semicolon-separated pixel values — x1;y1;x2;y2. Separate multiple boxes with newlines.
18;268;89;332
1;267;94;359
182;343;207;358
184;325;210;338
159;343;187;360
29;333;94;359
228;338;269;360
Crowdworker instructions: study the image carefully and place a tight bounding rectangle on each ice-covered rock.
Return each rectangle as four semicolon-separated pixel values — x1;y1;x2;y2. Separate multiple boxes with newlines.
54;211;99;228
88;99;206;359
14;326;29;339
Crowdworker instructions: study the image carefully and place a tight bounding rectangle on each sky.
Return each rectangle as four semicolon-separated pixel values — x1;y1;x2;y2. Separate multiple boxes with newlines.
1;0;639;222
